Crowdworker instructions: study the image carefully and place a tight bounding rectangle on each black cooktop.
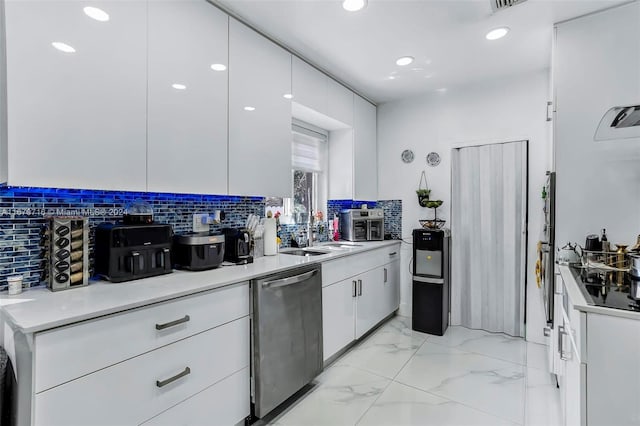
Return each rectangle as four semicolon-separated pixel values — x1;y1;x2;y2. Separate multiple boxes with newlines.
570;266;640;312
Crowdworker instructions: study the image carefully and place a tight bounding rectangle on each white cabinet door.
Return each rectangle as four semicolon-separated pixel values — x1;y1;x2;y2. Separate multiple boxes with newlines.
292;56;327;115
4;0;147;191
355;267;385;339
228;19;292;197
327;79;353;126
384;259;401;317
322;278;356;361
587;313;640;426
147;1;228;194
328;128;354;200
353;95;377;200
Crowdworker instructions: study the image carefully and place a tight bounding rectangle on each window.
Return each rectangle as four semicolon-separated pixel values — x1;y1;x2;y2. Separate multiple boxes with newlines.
266;121;327;224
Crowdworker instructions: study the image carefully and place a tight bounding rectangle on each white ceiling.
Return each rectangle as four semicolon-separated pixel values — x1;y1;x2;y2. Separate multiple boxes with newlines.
214;0;629;104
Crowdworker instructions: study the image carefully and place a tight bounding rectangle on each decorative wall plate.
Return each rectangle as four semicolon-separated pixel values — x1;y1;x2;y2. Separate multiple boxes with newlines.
401;149;415;163
426;152;441;167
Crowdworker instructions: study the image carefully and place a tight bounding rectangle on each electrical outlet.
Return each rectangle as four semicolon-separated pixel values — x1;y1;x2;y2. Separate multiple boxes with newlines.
192;213;209;233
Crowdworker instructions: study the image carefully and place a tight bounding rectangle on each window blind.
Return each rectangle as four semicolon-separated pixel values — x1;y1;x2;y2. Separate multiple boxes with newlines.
292;131;325;172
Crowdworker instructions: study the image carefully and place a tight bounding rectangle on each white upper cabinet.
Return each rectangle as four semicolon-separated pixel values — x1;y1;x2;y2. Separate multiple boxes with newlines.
4;0;147;191
292;56;328;116
328;95;377;200
228;19;292;197
327;79;353;127
147;1;228;195
353;95;377;200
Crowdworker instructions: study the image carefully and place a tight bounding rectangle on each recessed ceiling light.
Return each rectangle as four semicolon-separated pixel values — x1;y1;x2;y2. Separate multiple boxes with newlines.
244;106;256;111
342;0;367;12
396;56;414;66
486;27;510;40
51;42;76;53
172;83;187;90
283;94;293;99
210;63;227;71
387;76;397;80
83;6;109;22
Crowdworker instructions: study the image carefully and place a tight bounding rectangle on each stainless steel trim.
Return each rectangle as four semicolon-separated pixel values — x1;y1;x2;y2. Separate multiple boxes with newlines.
357;279;362;296
156;367;191;388
413;276;445;284
262;269;318;288
155;315;190;331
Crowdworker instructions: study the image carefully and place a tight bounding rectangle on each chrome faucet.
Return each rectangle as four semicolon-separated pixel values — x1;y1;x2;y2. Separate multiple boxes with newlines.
306;220;314;247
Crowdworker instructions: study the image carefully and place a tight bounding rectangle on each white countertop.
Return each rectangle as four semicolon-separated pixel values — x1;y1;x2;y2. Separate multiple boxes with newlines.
0;240;401;334
559;264;640;321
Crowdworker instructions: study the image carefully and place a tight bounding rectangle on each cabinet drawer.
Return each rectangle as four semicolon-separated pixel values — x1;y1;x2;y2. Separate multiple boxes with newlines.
34;317;249;426
141;367;249;426
35;282;249;393
322;246;400;286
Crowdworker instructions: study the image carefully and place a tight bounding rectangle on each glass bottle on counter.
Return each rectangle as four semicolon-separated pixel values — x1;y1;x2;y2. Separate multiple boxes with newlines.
601;228;610;263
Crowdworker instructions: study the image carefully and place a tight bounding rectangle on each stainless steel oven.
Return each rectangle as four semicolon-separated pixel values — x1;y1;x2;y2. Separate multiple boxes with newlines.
340;209;384;242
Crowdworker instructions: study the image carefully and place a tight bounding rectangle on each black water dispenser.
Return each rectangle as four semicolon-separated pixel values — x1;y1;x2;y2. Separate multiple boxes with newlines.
412;229;450;335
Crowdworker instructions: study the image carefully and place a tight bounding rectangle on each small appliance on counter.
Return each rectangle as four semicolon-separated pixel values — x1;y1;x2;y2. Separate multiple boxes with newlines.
173;232;225;271
222;228;252;264
123;200;154;225
95;222;173;282
43;217;90;291
339;208;384;242
411;228;451;335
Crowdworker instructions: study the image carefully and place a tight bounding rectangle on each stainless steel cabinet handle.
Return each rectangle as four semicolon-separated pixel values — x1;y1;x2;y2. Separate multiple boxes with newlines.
352;280;357;298
155;315;190;330
357;279;362;296
262;269;318;288
384;268;388;283
389;252;397;256
559;325;572;361
156;367;191;388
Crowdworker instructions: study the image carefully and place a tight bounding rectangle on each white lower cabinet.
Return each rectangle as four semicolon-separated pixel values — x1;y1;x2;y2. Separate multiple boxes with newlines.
322;244;401;361
34;317;249;426
30;283;250;426
355;268;386;339
322;278;356;361
142;367;249;426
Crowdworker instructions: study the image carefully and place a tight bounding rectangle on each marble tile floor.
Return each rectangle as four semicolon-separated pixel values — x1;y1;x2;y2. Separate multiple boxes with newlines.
267;316;561;426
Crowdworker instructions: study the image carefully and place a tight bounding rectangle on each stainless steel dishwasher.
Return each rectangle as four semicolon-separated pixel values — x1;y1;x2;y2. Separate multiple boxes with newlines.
251;264;323;419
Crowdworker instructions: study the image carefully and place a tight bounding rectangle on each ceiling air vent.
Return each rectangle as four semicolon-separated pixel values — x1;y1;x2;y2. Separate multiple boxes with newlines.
491;0;528;13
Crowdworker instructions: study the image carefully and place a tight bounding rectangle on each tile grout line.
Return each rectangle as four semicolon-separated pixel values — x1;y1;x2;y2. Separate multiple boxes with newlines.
353;331;430;426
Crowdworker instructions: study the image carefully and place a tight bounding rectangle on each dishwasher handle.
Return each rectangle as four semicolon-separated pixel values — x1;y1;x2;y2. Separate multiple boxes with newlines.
261;269;319;289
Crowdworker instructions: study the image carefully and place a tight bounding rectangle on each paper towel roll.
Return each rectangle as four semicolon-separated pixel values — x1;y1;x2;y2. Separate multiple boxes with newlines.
264;218;277;256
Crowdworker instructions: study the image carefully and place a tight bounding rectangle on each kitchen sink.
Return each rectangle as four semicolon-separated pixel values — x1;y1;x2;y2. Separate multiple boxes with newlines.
280;249;329;256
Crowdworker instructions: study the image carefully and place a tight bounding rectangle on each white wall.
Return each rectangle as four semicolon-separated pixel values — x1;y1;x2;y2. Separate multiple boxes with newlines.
378;69;551;344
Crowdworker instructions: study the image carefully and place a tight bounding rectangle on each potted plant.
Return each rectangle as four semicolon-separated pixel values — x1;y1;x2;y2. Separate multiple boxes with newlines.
416;189;431;207
416;171;431;207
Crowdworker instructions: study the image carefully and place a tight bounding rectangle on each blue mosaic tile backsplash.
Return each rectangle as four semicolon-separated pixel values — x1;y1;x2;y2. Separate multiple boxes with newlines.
0;186;402;291
0;186;265;290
